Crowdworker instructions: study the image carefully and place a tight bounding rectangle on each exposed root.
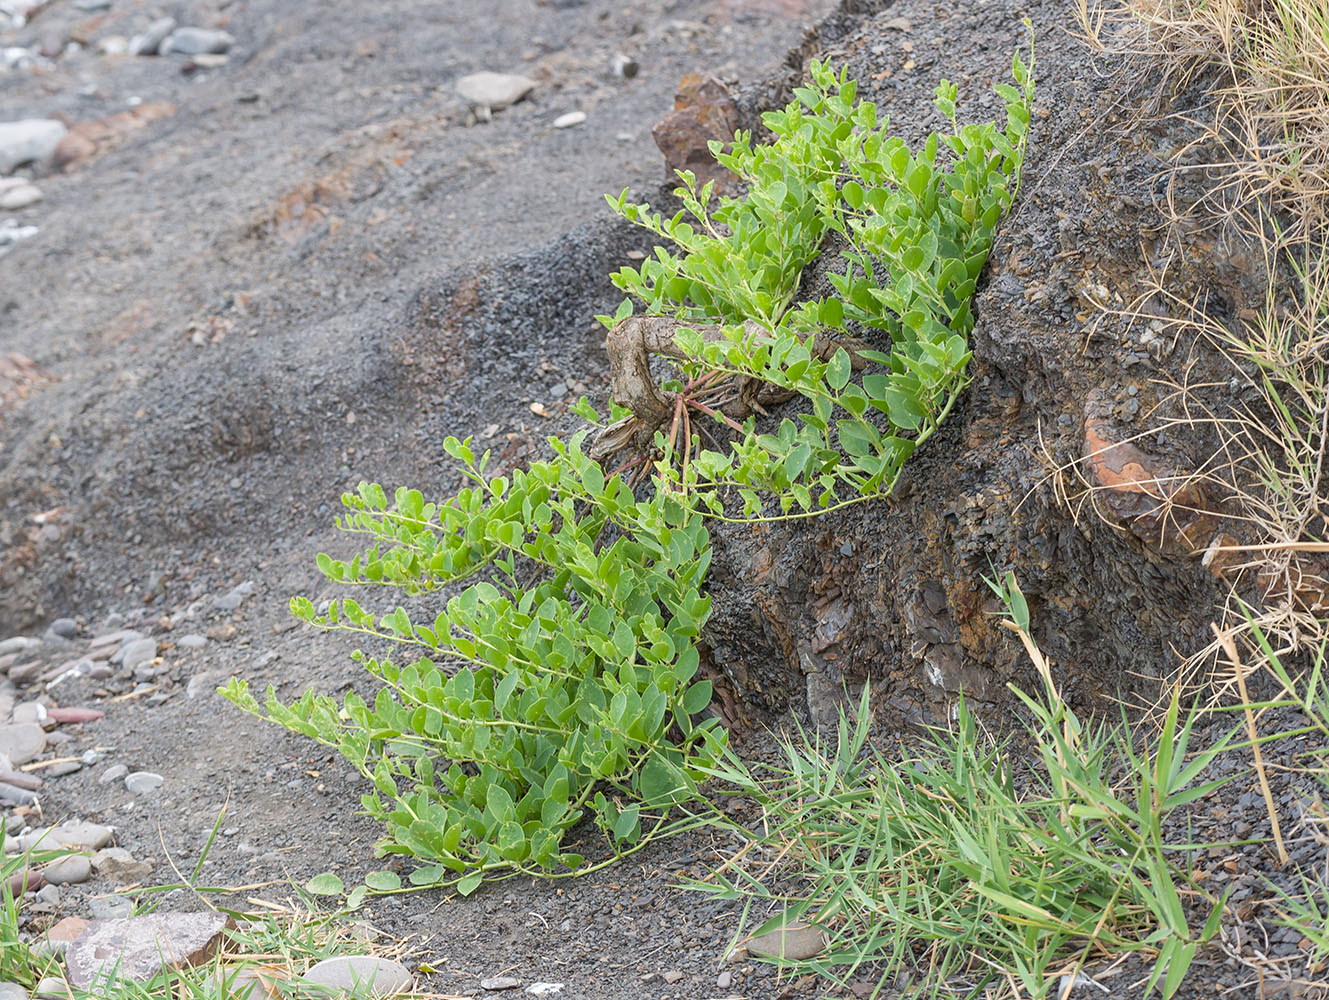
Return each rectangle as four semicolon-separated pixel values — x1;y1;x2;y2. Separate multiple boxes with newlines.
591;315;867;464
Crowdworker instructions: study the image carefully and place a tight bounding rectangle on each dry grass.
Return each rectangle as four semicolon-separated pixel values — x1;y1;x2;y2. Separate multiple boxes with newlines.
1079;0;1329;240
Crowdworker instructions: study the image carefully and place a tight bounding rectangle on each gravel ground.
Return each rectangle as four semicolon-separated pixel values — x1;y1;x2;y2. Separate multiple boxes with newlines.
2;0;1327;998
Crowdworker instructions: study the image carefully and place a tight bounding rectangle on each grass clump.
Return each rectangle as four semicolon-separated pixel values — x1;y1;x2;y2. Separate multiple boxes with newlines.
1080;0;1329;238
690;576;1236;999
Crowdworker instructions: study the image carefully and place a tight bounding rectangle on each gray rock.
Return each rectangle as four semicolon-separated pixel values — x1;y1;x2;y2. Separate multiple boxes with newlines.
0;184;41;211
65;913;231;988
46;619;77;640
73;0;111;10
98;764;128;785
124;771;162;794
214;969;265;1000
745;923;827;961
89;629;141;652
303;957;413;997
214;592;243;612
92;847;150;883
0;638;40;657
43;762;80;777
33;978;65;1000
41;855;91;885
716;971;732;989
11;702;47;726
116;638;156;671
99;614;125;631
87;896;132;920
0;724;45;765
479;977;521;991
186;671;227;699
7;662;42;686
50;821;113;850
129;17;175;56
0;769;41;791
160;27;234;56
5;827;49;853
176;634;207;649
0;120;66;174
0;783;36;806
613;53;639;78
455;72;535;110
0;221;39;258
33;884;59;907
0;981;29;1000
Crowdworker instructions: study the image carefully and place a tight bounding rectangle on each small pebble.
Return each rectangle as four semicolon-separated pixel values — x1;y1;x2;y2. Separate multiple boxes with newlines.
99;763;128;785
124;771;163;794
553;111;586;129
41;855;91;885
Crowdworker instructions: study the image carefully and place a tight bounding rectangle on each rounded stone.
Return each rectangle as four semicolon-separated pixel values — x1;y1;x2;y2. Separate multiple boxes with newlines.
0;724;46;766
33;978;65;1000
301;956;412;997
51;821;113;850
0;981;30;1000
124;771;163;794
47;619;77;640
41;855;91;885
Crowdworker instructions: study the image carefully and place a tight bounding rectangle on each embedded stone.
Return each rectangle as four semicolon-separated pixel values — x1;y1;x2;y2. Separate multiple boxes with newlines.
455;72;535;110
0;724;45;765
744;923;827;961
301;956;412;997
650;74;740;192
64;913;232;988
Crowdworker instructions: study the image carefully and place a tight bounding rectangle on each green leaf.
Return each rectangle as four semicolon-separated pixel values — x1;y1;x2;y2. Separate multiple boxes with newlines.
457;872;484;897
305;873;345;897
825;348;852;391
364;870;402;892
682;680;713;715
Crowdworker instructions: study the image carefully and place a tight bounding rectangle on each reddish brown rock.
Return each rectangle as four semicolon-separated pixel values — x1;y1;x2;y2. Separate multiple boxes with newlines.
46;916;90;944
650;73;740;192
65;914;232;988
1082;398;1217;554
54;103;175;172
7;868;42;896
47;707;104;724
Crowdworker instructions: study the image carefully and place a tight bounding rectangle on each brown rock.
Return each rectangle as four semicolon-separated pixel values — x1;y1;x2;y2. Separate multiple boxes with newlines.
650;73;740;192
54;104;175;172
745;923;828;960
1082;399;1217;553
47;707;105;724
7;869;42;896
44;916;90;947
53;132;95;171
64;913;232;988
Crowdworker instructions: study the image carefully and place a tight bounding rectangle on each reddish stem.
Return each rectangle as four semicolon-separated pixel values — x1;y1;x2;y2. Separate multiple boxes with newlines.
687;398;746;434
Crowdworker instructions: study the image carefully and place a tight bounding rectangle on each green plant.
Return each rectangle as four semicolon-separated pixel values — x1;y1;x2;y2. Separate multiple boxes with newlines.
223;429;725;893
0;828;70;989
602;44;1034;518
223;41;1036;900
685;577;1234;999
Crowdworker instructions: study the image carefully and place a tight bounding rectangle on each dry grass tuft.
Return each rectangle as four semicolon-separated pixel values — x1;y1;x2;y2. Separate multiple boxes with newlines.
1080;0;1329;240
